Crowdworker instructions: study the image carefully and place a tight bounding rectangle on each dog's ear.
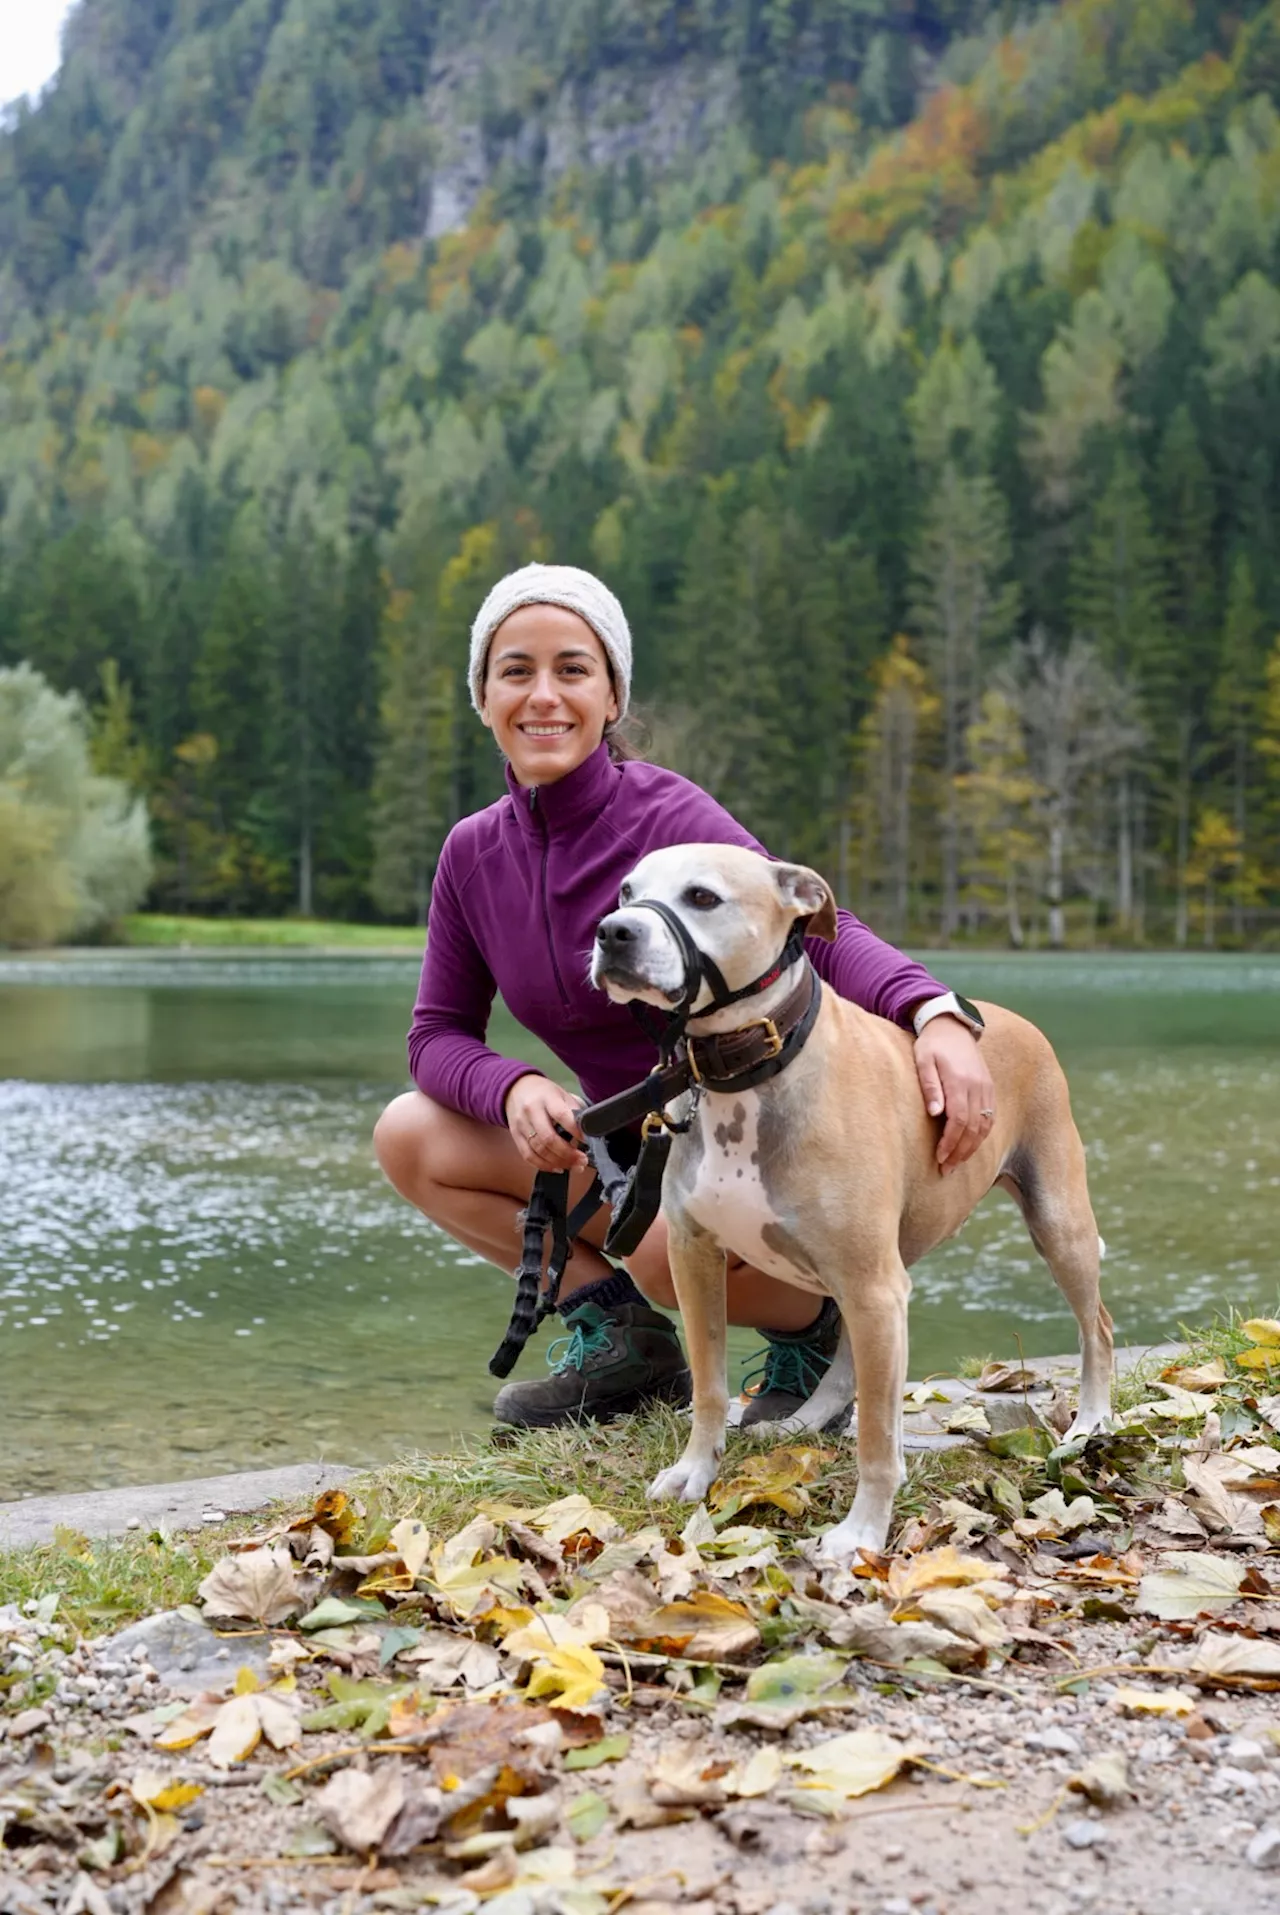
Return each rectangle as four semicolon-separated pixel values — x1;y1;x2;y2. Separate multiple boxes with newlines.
774;863;838;941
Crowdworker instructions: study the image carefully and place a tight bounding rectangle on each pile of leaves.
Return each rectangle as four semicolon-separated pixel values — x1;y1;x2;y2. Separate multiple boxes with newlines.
4;1322;1280;1905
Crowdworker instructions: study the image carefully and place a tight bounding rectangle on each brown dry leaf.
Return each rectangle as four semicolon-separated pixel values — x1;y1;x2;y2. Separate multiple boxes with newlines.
611;1763;697;1830
1168;1634;1280;1684
1160;1357;1227;1392
911;1585;1009;1650
154;1696;226;1751
885;1546;1006;1605
790;1594;980;1670
155;1688;299;1767
977;1361;1041;1392
316;1761;445;1856
427;1698;554;1789
648;1742;783;1808
197;1546;302;1625
783;1729;923;1799
623;1591;760;1661
709;1446;833;1519
204;1694;261;1770
1214;1448;1280;1492
389;1518;431;1582
308;1489;358;1546
1182;1456;1267;1542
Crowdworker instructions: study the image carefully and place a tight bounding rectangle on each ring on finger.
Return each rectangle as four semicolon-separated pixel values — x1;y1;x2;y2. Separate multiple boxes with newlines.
979;1108;995;1118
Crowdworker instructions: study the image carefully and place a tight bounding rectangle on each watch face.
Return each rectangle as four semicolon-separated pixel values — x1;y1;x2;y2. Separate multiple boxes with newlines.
954;993;985;1028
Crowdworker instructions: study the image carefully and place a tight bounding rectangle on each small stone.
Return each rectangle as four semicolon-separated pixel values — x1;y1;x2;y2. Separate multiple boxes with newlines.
6;1708;51;1740
881;1846;905;1864
1062;1820;1107;1851
201;1508;226;1524
1027;1728;1081;1757
1246;1828;1280;1870
879;1903;911;1915
126;1517;141;1530
1226;1738;1269;1772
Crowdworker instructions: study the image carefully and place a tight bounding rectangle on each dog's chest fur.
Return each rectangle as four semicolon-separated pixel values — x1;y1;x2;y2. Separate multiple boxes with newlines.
681;1090;825;1292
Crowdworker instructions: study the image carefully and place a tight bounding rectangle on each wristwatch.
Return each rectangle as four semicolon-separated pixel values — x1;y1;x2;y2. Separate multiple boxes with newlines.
911;991;985;1041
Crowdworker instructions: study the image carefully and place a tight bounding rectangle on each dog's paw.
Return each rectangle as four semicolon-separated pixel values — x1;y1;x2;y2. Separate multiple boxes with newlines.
1062;1411;1113;1444
648;1456;720;1504
814;1517;888;1568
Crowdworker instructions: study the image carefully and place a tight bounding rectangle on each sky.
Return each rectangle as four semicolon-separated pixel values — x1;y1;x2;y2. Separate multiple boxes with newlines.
2;0;78;110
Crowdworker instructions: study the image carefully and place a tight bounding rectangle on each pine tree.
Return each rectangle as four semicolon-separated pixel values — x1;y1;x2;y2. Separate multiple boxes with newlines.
851;636;940;943
1212;553;1265;941
908;465;1019;940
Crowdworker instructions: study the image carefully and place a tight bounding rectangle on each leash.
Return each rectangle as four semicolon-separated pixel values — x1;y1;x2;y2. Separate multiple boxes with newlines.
487;909;822;1379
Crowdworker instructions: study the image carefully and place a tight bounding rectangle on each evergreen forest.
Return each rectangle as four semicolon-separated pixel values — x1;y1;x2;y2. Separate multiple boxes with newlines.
3;0;1280;946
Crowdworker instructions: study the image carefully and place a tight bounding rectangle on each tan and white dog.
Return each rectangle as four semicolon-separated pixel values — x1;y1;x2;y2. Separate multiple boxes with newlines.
590;843;1113;1566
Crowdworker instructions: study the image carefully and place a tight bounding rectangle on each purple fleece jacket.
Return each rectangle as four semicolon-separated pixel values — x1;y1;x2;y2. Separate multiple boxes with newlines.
408;742;945;1125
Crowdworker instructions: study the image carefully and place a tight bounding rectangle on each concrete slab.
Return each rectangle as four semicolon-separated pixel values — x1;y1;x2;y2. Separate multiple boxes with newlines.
0;1461;355;1552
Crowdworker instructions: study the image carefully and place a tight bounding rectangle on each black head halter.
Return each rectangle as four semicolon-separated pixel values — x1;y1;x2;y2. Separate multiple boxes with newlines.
620;897;810;1060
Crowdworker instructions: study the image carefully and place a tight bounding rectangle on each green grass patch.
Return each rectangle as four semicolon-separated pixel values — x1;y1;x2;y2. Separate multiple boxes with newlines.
0;1531;219;1639
118;914;425;950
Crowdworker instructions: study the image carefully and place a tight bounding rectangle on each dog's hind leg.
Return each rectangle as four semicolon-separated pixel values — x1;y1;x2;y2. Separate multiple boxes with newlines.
1001;1130;1113;1437
648;1221;730;1506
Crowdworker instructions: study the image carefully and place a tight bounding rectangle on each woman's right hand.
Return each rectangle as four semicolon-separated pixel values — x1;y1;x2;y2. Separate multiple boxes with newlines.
504;1074;588;1171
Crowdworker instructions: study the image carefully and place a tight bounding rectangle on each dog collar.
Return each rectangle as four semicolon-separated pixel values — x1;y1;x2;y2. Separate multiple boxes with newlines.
579;961;822;1137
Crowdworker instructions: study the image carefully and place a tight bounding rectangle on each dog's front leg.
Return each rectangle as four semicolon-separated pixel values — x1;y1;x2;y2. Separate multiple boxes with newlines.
648;1219;728;1506
817;1259;910;1566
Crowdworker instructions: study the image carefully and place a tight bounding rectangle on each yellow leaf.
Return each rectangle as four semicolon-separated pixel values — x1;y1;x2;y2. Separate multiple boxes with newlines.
783;1729;921;1798
205;1693;263;1769
1111;1686;1196;1718
710;1447;832;1518
624;1591;760;1661
233;1665;261;1696
504;1604;611;1659
1241;1320;1280;1348
524;1644;606;1712
151;1782;204;1812
886;1546;1006;1604
1237;1347;1280;1371
390;1517;431;1582
154;1696;224;1751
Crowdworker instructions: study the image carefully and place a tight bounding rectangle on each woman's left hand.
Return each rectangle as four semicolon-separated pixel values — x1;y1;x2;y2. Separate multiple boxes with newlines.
914;1018;996;1174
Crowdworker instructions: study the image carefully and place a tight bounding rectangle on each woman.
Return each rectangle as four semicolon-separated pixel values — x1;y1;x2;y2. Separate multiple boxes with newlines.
374;564;995;1430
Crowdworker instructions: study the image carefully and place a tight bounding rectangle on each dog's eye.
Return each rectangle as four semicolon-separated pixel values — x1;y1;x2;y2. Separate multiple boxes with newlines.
683;886;722;911
619;883;633;904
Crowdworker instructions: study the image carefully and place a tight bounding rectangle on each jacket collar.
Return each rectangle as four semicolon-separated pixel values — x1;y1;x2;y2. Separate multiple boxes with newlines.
505;740;619;836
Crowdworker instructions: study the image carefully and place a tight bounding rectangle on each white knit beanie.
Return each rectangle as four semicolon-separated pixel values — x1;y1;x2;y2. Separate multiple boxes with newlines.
469;563;632;719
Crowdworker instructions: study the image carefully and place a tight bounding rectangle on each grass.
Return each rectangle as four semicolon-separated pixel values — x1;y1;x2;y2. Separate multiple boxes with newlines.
0;1317;1263;1643
117;914;425;950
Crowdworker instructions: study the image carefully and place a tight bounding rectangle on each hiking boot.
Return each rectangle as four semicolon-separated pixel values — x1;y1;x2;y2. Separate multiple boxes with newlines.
740;1297;845;1428
492;1300;691;1429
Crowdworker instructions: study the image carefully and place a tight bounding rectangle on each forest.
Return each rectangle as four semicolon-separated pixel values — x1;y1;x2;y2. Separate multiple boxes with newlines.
1;0;1278;946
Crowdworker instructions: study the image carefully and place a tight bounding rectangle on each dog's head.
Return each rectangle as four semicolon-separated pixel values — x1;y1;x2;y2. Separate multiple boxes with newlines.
590;843;837;1014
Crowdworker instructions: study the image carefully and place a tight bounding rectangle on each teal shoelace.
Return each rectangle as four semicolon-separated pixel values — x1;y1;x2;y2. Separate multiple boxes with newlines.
741;1333;829;1401
546;1318;615;1375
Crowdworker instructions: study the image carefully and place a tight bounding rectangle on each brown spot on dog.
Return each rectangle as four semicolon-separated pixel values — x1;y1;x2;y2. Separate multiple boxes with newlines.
714;1102;747;1150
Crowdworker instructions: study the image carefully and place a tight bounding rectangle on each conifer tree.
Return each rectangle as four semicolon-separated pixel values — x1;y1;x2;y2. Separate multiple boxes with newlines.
1212;553;1265;941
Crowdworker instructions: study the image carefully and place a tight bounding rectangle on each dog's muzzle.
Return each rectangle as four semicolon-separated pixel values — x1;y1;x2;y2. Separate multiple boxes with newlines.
593;911;682;1000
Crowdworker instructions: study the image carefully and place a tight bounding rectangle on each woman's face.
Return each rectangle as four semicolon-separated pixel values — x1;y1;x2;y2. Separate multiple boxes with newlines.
480;603;619;787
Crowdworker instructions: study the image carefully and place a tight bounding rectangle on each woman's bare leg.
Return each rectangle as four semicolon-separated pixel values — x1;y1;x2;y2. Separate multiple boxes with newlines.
372;1090;818;1331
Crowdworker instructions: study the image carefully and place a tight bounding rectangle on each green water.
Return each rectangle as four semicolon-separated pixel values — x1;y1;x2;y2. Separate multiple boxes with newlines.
2;950;1278;1496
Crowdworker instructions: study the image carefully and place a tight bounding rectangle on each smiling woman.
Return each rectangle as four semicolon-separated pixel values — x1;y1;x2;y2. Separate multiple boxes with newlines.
371;561;995;1437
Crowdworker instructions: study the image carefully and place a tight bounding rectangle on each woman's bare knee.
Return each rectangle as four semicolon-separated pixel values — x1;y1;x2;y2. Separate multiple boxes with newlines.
373;1091;431;1187
625;1234;679;1310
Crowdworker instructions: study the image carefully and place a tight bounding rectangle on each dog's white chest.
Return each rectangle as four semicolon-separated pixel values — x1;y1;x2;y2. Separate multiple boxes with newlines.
683;1093;823;1291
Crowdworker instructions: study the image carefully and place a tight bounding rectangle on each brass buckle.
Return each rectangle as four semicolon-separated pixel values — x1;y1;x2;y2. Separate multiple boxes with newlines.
642;1109;672;1138
741;1016;783;1060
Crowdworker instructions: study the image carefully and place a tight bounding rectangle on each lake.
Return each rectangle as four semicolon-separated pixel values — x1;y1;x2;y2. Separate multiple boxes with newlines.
2;950;1278;1496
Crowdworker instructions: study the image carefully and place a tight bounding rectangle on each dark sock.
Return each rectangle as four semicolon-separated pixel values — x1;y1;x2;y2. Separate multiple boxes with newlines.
559;1268;648;1317
766;1297;837;1342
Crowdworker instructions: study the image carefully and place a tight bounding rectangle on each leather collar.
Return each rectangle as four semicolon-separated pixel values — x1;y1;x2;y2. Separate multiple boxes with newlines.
579;963;822;1137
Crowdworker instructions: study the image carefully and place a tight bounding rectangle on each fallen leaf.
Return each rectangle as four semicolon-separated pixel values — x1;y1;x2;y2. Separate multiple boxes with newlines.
745;1652;851;1703
886;1546;1006;1604
1138;1553;1245;1621
1241;1320;1280;1347
933;1498;996;1547
911;1586;1009;1650
197;1547;302;1625
389;1518;431;1582
710;1447;833;1519
1068;1753;1132;1808
787;1594;978;1669
1160;1357;1227;1392
505;1604;611;1659
622;1591;760;1661
1167;1634;1280;1683
1110;1686;1197;1718
783;1729;922;1799
316;1761;445;1856
564;1733;630;1770
524;1644;607;1712
402;1630;502;1691
648;1741;783;1807
296;1595;387;1633
205;1693;261;1769
567;1789;609;1841
941;1401;991;1435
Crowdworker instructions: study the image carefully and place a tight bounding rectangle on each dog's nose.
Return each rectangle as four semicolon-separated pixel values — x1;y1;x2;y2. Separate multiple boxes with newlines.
596;915;636;950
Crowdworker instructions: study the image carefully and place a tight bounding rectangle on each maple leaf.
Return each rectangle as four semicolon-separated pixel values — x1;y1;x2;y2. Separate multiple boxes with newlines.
523;1643;607;1712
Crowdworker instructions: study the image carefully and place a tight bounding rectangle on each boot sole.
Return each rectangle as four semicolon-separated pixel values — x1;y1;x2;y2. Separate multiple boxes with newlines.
495;1371;692;1431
